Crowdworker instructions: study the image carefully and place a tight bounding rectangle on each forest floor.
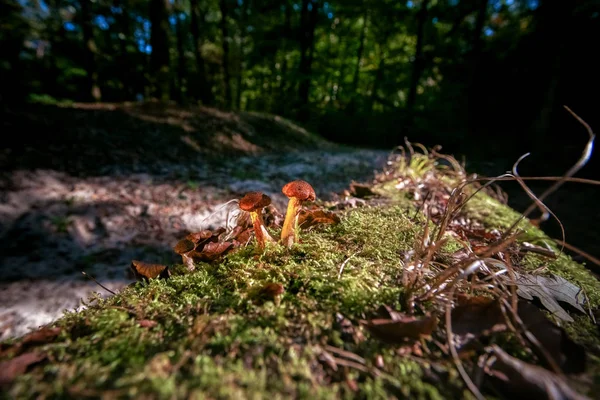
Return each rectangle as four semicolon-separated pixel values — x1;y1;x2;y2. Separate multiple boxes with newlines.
0;102;388;339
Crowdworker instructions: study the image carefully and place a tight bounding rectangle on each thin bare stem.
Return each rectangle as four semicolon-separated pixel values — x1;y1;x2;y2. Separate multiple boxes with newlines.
81;271;117;295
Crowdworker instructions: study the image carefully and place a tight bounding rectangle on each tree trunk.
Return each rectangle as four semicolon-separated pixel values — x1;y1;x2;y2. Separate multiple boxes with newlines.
466;0;488;137
276;1;292;115
149;0;171;101
369;49;385;112
219;0;232;109
348;9;368;115
113;0;132;100
405;0;429;115
80;0;101;101
297;0;320;122
174;0;186;104
235;0;250;110
190;0;212;105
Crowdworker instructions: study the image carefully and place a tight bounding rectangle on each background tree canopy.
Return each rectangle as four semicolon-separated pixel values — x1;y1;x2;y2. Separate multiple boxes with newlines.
1;0;599;159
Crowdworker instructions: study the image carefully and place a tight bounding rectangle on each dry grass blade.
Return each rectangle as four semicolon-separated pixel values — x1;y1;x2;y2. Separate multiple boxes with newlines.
496;155;565;248
445;294;486;400
553;238;600;271
512;107;594;245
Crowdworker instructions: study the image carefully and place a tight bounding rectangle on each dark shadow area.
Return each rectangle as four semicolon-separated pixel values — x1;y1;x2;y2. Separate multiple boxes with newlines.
0;102;336;176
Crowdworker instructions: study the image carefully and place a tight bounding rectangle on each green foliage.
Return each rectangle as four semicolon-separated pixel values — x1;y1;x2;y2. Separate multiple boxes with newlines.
6;0;598;149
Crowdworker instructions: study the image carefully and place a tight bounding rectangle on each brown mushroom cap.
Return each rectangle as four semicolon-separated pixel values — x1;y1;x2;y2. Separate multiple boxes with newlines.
282;180;316;202
239;191;272;212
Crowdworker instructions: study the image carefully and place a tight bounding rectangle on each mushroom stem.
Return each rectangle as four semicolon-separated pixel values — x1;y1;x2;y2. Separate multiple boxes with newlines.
280;197;301;248
251;211;275;249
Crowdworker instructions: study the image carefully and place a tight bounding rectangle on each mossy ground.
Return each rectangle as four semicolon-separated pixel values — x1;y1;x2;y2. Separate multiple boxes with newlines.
2;167;600;399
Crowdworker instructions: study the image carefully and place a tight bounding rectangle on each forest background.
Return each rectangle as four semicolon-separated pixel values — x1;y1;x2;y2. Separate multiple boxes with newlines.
1;0;599;256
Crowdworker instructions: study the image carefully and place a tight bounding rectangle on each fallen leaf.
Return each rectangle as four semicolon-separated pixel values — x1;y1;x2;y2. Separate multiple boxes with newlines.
263;204;284;228
513;273;585;322
228;226;253;245
20;327;62;347
130;260;170;280
186;230;213;244
0;352;47;385
297;209;340;230
485;345;589;400
173;238;195;254
189;241;233;262
363;312;437;342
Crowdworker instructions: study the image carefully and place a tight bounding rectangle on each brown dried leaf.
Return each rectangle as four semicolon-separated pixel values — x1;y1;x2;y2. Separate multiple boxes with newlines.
189;241;233;262
0;352;47;385
228;226;253;245
186;230;213;244
173;238;195;254
21;327;62;347
364;313;437;342
452;295;507;338
263;204;284;228
514;273;585;322
130;260;170;280
485;345;589;400
297;209;340;230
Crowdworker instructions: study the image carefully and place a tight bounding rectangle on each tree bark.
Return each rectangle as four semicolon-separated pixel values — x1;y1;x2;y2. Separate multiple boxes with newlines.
149;0;171;101
219;0;232;109
190;0;212;105
348;9;368;115
174;0;186;104
369;49;385;112
297;0;320;122
235;0;250;110
466;0;488;138
113;0;132;100
276;1;292;115
80;0;101;101
405;0;429;115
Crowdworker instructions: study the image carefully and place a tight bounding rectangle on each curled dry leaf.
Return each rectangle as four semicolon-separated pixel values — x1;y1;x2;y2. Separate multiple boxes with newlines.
363;311;438;342
0;352;47;385
513;273;586;322
130;260;170;281
189;241;233;262
173;238;195;255
186;230;214;244
263;204;284;228
297;209;341;230
485;345;589;400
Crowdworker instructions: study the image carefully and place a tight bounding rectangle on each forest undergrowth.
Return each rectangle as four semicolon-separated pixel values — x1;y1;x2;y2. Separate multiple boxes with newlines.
1;112;599;399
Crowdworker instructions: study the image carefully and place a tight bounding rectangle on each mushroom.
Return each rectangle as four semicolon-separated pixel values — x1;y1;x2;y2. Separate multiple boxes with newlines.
239;191;276;249
280;180;316;248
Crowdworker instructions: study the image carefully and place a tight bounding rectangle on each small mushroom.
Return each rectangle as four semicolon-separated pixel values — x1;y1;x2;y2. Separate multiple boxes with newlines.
239;191;276;249
280;180;316;248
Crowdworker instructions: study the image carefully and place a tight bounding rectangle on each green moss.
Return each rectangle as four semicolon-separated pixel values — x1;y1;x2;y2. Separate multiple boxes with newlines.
3;173;600;399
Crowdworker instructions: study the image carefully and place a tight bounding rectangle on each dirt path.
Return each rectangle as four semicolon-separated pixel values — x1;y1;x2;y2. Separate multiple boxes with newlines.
0;149;388;339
